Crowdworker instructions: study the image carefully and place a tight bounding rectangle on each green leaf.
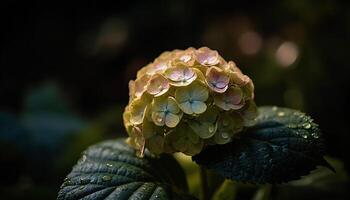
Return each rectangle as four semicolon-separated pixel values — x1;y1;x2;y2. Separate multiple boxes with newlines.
58;139;196;200
193;106;334;184
269;157;349;200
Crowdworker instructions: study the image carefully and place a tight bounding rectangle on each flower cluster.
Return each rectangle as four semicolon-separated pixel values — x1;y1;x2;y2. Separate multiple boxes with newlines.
123;47;257;157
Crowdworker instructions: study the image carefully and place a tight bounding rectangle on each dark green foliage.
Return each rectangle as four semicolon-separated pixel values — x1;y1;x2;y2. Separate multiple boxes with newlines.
193;106;334;184
58;139;196;200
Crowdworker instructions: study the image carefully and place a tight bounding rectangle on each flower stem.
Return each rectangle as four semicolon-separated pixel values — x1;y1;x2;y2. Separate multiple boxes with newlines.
200;166;209;200
252;185;272;200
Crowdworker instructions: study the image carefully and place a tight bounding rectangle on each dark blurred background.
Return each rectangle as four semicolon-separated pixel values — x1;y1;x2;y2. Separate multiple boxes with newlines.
1;0;350;199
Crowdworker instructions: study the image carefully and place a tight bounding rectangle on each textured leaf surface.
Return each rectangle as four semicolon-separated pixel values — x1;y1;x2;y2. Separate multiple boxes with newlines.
193;106;333;184
58;139;195;200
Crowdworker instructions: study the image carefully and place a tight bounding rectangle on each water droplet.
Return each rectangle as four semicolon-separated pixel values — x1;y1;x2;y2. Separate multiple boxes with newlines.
102;175;112;181
302;135;308;139
222;119;229;126
221;132;229;139
272;106;278;111
303;123;311;129
64;180;72;186
312;133;319;138
157;117;163;123
239;152;247;160
106;163;113;167
79;186;85;190
64;177;70;182
208;125;215;133
277;112;285;117
80;178;90;184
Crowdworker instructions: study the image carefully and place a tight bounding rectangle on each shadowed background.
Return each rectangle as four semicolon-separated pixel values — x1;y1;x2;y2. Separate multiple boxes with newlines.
1;0;349;199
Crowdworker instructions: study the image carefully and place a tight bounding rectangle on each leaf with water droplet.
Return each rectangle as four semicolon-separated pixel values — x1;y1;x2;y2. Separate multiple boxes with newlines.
303;123;311;129
193;106;334;184
58;139;196;200
106;163;113;167
102;175;112;181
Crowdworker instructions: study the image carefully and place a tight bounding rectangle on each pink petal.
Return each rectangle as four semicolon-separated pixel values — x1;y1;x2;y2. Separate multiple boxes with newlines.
147;61;168;75
165;66;196;84
168;69;184;82
206;67;230;93
195;47;220;66
134;75;150;97
215;81;228;89
227;89;242;105
147;74;170;96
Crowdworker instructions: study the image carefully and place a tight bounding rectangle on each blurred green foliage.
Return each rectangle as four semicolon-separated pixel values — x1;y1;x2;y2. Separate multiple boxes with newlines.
0;82;125;199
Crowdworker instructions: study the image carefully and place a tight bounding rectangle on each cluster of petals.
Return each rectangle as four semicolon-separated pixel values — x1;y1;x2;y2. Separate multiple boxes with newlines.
124;47;257;156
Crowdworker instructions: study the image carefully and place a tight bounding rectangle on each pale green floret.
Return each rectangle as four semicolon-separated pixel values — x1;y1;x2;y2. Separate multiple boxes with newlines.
218;113;242;130
151;96;182;128
147;135;164;155
241;100;258;126
214;113;243;144
167;123;203;156
188;107;219;139
175;81;209;115
183;140;204;156
214;131;232;144
141;119;156;139
129;98;149;125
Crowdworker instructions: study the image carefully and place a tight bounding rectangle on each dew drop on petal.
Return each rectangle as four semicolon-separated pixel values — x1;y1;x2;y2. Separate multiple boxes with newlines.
221;132;229;139
222;119;229;127
208;125;215;133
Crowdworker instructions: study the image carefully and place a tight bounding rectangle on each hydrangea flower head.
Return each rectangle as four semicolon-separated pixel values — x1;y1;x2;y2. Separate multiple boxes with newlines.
123;47;258;157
